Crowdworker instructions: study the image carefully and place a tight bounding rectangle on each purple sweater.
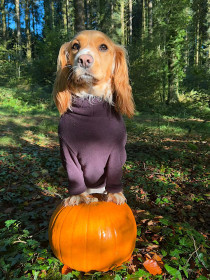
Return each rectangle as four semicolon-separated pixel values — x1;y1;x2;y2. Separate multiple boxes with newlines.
58;96;127;195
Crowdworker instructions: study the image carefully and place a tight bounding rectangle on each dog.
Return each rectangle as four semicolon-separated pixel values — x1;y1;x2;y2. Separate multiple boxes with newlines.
53;30;134;206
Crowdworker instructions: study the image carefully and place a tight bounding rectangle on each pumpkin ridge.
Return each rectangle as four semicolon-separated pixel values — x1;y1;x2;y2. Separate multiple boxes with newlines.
84;203;91;271
59;206;73;264
109;206;118;269
49;204;67;260
49;204;64;235
98;202;107;270
70;204;86;269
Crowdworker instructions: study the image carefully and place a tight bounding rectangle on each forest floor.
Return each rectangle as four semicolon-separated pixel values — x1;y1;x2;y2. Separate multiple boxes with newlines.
0;85;209;280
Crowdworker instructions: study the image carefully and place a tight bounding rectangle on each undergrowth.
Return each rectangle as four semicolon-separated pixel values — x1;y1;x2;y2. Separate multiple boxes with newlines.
0;86;209;279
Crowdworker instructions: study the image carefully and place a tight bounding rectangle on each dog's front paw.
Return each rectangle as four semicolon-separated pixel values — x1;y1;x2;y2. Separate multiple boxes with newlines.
63;192;98;206
107;192;127;205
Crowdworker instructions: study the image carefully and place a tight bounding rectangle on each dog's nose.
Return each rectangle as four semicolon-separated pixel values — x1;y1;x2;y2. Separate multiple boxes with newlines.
77;54;94;69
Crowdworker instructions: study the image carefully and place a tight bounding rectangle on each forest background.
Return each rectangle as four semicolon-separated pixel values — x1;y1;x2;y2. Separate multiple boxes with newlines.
0;0;209;280
0;0;209;105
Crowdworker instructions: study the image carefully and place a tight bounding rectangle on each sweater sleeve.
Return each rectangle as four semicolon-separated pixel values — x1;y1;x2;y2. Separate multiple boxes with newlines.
59;137;87;195
105;145;127;193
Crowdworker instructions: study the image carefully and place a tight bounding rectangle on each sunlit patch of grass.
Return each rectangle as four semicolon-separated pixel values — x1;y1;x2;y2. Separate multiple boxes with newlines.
20;132;57;147
158;124;186;135
0;136;19;147
37;119;58;133
0;86;58;117
127;110;210;139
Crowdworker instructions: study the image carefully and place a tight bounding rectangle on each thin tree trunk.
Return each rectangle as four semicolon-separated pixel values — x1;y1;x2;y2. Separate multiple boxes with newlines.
129;0;132;43
195;20;200;65
74;0;85;33
25;0;32;61
148;0;153;37
31;0;35;34
0;0;7;47
111;0;114;33
84;0;90;29
63;0;67;33
51;1;54;28
66;0;70;33
15;0;22;61
142;0;146;35
166;49;179;104
121;0;125;45
162;72;166;103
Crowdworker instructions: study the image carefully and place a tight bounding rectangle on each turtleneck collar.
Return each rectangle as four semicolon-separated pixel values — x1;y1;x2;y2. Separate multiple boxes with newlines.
66;95;117;117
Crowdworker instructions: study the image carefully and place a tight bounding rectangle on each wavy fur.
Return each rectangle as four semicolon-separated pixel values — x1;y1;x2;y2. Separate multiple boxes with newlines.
53;30;135;117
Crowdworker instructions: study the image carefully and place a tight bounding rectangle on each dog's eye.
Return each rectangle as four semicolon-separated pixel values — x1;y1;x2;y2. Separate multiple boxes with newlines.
99;44;108;52
72;43;80;51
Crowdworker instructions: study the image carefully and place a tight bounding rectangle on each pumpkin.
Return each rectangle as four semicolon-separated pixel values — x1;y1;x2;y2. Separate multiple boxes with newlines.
48;201;137;272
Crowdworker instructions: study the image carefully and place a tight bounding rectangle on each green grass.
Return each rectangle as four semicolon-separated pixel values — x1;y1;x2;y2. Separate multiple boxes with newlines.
0;86;209;279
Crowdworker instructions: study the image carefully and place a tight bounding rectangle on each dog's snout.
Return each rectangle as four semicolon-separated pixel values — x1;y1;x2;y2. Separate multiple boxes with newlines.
78;54;94;69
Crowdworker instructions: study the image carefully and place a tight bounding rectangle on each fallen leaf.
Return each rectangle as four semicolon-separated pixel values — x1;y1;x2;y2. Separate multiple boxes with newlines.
143;259;162;275
61;265;73;275
148;220;155;226
151;253;164;267
128;264;137;274
146;244;159;251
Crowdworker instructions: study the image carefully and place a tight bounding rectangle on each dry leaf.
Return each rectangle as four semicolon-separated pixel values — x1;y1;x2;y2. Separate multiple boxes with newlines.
61;265;73;275
143;259;162;275
146;244;159;251
148;220;155;226
151;253;164;267
128;264;137;274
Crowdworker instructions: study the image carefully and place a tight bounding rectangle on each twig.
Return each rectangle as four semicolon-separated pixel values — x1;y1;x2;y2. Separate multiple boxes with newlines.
13;240;27;244
191;235;208;270
185;235;208;270
185;245;201;266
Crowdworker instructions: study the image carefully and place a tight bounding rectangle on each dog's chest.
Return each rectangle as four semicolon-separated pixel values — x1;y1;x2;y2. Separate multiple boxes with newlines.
58;103;126;155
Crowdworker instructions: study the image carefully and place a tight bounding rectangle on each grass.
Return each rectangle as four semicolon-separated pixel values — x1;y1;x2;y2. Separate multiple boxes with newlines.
0;85;209;280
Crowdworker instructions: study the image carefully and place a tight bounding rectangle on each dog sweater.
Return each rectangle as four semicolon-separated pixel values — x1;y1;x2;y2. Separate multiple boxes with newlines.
58;96;127;195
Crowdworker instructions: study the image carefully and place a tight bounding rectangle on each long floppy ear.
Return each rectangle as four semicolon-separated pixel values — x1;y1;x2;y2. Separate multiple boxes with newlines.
113;45;135;118
53;42;72;115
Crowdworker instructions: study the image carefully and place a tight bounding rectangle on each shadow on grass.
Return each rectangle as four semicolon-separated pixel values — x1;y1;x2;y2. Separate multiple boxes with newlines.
124;135;209;234
0;90;209;278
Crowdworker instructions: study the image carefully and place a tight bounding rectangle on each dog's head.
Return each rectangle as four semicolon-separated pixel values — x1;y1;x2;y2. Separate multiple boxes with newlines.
53;30;134;117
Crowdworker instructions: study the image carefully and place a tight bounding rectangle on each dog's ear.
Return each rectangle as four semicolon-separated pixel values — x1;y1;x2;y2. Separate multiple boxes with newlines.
57;42;71;71
113;45;135;118
53;42;72;115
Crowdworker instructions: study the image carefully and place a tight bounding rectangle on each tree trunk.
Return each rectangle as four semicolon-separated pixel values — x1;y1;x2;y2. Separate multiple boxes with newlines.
142;0;146;35
0;0;7;47
74;0;85;33
195;20;200;65
111;0;114;33
129;0;132;43
25;0;32;61
148;0;153;37
84;0;90;29
31;0;35;34
15;0;22;61
44;0;53;29
51;1;54;28
166;49;179;104
63;0;67;33
121;0;125;45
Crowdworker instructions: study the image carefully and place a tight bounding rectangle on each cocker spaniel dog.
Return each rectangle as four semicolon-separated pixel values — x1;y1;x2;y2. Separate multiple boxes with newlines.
53;30;134;206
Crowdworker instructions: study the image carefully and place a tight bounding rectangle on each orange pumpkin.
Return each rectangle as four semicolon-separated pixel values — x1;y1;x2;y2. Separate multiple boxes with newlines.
48;201;137;272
